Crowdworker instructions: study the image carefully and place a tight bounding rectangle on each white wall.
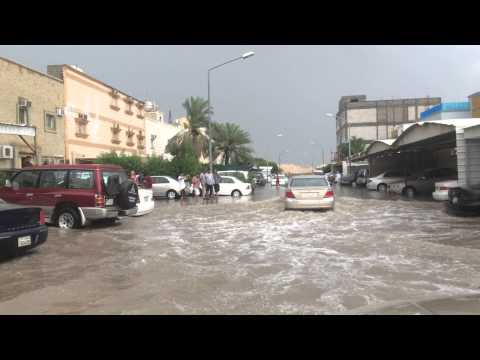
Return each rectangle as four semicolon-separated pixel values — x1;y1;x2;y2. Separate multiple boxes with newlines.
349;126;378;141
347;108;377;124
144;118;181;158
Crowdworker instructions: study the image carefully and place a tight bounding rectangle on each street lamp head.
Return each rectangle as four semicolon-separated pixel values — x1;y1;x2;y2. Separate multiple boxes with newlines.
277;134;283;137
325;113;334;117
242;51;255;60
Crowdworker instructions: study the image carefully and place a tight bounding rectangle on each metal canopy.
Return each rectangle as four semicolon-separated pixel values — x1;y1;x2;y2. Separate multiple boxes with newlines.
0;122;36;137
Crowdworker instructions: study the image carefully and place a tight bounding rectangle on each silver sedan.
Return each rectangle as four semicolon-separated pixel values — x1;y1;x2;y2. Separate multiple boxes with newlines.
284;175;334;210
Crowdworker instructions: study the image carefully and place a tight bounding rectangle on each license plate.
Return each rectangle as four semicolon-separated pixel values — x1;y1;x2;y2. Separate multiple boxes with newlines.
18;236;31;247
106;198;114;206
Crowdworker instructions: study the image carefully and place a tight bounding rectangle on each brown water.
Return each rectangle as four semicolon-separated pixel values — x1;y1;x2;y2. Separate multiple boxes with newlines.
1;185;480;314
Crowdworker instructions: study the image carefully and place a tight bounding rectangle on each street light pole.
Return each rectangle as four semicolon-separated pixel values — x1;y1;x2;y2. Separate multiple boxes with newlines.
207;51;255;173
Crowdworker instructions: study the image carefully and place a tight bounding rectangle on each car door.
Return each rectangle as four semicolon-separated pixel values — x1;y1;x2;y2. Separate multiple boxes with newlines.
154;177;170;197
7;170;40;206
219;177;234;195
34;170;68;218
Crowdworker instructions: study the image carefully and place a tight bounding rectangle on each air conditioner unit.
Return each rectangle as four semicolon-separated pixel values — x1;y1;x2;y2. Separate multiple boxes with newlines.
56;107;65;117
0;145;14;159
18;98;29;107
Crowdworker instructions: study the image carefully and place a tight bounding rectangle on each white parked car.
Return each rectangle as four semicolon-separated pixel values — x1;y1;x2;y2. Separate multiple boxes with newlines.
151;176;185;200
433;180;458;201
366;170;410;192
217;176;252;197
132;188;155;216
271;174;289;186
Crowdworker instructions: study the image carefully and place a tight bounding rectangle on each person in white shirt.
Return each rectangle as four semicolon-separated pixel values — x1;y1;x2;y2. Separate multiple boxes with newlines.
205;170;215;198
177;175;186;197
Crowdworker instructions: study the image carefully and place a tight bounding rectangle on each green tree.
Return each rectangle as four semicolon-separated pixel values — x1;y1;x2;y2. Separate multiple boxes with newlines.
166;96;211;158
338;136;369;159
211;122;253;166
96;152;146;174
169;140;202;177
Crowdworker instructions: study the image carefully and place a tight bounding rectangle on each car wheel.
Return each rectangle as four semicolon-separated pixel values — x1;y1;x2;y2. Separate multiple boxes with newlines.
56;207;81;229
404;187;416;199
167;190;177;200
232;190;242;198
377;184;387;192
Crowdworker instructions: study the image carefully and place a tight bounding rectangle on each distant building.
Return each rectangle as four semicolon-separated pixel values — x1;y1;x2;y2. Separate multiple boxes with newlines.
0;57;65;169
335;95;442;157
420;102;471;121
144;102;181;160
47;64;147;164
468;92;480;118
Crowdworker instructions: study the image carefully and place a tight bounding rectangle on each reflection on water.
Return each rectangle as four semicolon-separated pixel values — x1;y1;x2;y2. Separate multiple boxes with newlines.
1;185;480;314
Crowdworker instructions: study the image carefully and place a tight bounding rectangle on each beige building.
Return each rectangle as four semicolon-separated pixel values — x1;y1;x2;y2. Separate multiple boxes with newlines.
144;104;181;160
47;64;147;164
0;57;65;169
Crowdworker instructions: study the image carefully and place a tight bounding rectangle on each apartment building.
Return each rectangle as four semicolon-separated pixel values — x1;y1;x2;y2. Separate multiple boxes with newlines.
0;57;65;169
336;95;442;148
47;64;146;164
144;102;181;159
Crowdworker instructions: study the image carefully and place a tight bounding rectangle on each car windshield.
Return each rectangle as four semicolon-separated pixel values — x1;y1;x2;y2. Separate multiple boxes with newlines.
291;178;328;187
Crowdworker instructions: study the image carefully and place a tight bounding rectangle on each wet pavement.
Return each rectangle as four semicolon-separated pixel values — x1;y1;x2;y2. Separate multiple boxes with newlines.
2;185;480;314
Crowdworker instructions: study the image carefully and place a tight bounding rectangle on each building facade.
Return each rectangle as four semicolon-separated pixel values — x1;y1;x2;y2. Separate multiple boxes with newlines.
144;104;181;159
0;57;65;169
469;92;480;118
336;95;442;150
47;64;146;164
420;102;471;121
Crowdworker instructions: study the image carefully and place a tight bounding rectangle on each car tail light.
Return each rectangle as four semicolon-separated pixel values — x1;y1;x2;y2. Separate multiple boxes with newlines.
39;209;46;225
286;190;295;198
324;190;334;198
440;186;449;191
95;194;106;207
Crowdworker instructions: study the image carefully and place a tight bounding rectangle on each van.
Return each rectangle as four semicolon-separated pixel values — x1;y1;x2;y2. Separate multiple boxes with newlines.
0;164;139;229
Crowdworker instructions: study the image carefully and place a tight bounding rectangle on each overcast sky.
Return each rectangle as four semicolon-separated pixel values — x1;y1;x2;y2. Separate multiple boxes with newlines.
1;45;480;165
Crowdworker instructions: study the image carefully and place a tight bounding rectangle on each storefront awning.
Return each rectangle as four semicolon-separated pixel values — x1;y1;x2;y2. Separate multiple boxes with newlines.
0;122;36;137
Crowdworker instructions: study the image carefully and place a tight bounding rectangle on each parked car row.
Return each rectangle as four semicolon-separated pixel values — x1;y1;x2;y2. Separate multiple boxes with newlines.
151;175;253;199
339;167;458;201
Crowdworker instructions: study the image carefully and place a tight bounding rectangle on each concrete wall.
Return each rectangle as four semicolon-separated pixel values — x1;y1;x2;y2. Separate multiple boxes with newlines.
144;116;181;158
0;57;65;169
58;66;146;163
349;126;378;141
347;108;377;124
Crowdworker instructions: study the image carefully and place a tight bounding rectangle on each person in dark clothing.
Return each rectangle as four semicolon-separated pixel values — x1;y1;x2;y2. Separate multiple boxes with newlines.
213;171;221;196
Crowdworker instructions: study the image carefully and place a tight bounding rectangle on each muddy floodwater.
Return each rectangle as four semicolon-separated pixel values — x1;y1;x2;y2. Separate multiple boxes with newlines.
2;185;480;314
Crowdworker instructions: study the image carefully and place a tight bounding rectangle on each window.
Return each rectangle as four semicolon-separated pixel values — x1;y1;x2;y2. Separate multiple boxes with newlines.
291;178;328;187
153;177;169;184
45;113;56;131
102;171;128;186
12;171;40;188
75;114;89;138
17;98;31;125
69;170;94;189
384;171;403;177
39;170;67;188
220;177;234;184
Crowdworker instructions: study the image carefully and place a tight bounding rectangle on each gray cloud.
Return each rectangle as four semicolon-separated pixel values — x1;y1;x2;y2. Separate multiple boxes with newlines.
1;45;479;165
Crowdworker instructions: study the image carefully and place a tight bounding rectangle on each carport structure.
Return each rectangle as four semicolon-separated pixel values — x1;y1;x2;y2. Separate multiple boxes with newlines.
0;122;38;167
360;119;480;178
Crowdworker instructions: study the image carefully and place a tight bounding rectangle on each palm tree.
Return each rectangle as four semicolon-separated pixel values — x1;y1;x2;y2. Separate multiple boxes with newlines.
211;122;253;165
166;97;212;158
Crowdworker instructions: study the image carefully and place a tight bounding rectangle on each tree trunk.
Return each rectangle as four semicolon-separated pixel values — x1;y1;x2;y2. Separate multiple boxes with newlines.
225;151;230;166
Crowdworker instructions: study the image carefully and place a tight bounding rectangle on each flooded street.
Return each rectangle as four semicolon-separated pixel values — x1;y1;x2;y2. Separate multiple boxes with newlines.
2;185;480;314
